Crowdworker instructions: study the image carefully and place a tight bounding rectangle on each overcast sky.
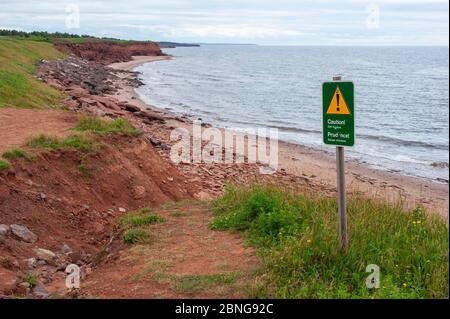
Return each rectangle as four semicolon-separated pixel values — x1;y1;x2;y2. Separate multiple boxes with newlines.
0;0;448;45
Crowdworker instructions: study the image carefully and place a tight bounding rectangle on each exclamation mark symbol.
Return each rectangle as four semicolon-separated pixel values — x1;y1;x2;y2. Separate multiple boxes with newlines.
336;91;340;112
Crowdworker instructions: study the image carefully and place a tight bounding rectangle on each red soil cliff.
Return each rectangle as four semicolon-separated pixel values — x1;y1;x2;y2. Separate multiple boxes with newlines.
55;41;165;65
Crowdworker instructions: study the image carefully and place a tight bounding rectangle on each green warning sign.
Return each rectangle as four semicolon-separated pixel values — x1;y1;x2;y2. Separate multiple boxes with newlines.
323;81;355;147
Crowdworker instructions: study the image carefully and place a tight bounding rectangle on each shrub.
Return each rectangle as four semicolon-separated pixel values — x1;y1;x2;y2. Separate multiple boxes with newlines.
211;186;301;245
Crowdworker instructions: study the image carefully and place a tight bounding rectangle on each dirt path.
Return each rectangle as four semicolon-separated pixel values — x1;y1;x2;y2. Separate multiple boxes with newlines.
81;201;258;298
0;108;78;153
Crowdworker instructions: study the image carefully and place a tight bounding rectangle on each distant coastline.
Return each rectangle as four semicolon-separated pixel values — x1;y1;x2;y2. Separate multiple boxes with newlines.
157;41;200;48
157;42;258;47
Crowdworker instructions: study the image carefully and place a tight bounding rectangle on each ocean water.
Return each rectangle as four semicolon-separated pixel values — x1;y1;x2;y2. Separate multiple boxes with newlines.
135;46;449;182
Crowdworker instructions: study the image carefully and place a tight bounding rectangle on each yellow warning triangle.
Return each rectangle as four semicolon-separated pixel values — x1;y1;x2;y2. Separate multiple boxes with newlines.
326;86;351;115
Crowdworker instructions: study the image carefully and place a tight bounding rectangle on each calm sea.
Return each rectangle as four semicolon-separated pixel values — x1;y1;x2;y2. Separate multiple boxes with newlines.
135;46;449;182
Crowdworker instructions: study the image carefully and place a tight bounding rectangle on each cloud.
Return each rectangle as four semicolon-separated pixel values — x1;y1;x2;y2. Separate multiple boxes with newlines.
0;0;448;45
120;24;304;38
174;26;303;38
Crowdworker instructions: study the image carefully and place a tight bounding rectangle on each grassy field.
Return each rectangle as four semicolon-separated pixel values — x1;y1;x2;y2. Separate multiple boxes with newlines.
211;185;449;299
0;38;65;108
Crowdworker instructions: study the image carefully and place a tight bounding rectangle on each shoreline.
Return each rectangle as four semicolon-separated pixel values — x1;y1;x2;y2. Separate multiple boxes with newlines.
109;55;172;71
108;56;449;218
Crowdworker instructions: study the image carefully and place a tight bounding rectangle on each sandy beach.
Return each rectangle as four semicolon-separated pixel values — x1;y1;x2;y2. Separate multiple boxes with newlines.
109;55;172;70
108;56;449;218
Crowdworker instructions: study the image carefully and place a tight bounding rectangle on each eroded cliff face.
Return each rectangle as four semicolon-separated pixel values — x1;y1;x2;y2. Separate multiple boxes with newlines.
55;41;165;64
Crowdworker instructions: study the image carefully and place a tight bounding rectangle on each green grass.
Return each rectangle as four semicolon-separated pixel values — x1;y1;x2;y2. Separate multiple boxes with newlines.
123;229;151;245
120;208;164;228
24;117;140;157
74;116;139;136
211;185;449;299
2;148;35;160
25;274;38;287
26;134;96;153
120;208;164;244
0;38;65;108
1;30;157;45
0;160;10;171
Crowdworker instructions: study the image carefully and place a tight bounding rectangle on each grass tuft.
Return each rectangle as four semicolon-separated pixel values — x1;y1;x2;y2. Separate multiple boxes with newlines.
123;229;151;245
2;148;35;160
25;273;38;287
120;208;163;244
74;116;139;136
211;185;449;299
26;134;96;153
120;208;164;228
0;160;10;171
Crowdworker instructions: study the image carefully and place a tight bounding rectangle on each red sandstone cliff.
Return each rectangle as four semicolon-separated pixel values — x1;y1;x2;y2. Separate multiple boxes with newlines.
55;41;165;65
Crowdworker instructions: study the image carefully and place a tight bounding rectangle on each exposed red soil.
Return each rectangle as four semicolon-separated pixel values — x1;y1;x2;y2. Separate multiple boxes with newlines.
1;55;306;299
55;42;165;65
0;108;79;154
81;202;258;299
0;130;198;296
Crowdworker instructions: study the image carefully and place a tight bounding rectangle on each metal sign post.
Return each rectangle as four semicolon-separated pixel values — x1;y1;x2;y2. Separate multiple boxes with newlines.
322;75;354;250
336;145;347;250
